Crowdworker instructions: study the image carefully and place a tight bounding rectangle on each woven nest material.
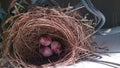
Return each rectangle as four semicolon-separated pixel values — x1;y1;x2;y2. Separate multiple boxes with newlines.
2;7;96;68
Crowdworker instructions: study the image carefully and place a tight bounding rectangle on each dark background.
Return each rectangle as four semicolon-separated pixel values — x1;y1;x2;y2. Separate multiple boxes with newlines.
55;0;120;28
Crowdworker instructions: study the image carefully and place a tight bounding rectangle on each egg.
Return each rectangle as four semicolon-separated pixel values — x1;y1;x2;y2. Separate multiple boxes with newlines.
51;41;62;54
39;35;52;46
39;47;53;57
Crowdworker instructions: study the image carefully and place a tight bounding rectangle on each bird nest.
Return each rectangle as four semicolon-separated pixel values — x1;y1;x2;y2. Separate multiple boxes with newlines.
1;7;96;68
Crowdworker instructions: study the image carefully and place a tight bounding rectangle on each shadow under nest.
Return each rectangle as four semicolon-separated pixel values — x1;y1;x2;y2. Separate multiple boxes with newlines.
2;7;95;67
